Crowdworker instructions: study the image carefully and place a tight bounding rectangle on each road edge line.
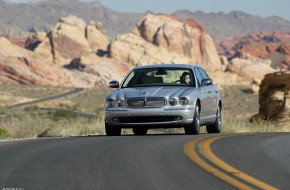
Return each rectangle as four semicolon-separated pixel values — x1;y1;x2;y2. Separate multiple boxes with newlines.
184;136;254;190
199;135;278;190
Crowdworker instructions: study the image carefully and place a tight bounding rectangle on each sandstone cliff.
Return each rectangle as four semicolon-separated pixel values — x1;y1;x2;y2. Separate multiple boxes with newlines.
27;15;109;65
0;37;126;87
109;13;222;70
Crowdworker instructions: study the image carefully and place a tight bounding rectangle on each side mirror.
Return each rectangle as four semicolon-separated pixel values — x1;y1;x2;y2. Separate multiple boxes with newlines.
109;80;119;88
201;79;213;86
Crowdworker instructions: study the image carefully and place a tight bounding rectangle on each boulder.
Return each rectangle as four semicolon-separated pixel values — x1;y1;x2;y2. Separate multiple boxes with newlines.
251;71;290;126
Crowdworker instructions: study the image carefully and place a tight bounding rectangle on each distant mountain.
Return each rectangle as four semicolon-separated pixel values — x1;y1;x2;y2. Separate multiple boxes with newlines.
1;0;290;41
0;0;144;39
174;10;290;41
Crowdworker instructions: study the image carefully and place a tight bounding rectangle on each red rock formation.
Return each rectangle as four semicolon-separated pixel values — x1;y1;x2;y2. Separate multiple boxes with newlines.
218;32;290;70
239;43;278;59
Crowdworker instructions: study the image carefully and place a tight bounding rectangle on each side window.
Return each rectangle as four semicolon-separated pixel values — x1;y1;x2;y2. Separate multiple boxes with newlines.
194;68;203;86
198;68;209;79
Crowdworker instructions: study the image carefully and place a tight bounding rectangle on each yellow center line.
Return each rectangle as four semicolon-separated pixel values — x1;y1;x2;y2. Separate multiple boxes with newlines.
184;135;278;190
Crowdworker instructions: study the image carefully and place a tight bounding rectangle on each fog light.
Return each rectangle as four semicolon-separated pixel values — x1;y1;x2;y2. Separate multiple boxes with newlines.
112;118;119;122
174;116;182;121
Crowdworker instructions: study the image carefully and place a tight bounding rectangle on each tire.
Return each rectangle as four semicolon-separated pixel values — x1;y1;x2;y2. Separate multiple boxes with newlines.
184;105;200;135
105;122;121;136
133;128;148;136
206;105;222;133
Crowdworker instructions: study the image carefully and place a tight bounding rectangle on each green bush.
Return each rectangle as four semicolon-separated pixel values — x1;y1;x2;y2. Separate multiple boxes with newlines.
0;128;11;139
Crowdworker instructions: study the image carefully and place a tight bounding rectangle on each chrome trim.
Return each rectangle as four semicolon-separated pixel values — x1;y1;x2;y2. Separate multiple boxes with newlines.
126;97;167;108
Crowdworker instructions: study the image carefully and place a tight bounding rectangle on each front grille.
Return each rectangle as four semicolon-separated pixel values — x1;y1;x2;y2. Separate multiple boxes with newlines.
127;99;145;107
117;116;180;123
127;98;166;108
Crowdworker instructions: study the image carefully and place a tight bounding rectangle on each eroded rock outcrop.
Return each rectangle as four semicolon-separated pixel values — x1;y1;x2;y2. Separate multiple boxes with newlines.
32;15;109;65
108;34;191;66
109;13;222;70
251;71;290;126
86;21;109;51
0;37;115;87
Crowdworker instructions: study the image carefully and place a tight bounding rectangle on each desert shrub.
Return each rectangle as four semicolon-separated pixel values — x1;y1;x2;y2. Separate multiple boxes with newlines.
0;128;11;139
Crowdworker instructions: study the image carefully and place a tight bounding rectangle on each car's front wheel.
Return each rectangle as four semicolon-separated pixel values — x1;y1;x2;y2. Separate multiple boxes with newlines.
105;122;122;136
184;105;200;135
133;128;148;135
206;105;222;133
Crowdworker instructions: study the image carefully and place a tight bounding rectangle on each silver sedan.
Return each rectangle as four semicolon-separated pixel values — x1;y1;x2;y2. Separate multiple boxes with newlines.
104;64;222;136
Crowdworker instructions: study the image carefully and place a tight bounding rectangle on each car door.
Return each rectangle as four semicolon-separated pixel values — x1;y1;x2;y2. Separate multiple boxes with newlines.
194;68;210;121
198;68;217;118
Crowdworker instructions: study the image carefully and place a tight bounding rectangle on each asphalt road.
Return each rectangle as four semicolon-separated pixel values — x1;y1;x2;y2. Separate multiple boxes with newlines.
0;133;289;189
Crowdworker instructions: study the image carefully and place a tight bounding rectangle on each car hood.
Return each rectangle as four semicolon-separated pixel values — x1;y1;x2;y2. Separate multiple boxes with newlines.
107;86;196;100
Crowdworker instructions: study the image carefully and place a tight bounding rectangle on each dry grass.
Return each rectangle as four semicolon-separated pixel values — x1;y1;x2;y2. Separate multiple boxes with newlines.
0;107;106;139
0;83;289;140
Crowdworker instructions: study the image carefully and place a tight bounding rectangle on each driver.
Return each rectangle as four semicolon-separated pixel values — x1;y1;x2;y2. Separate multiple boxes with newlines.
180;72;191;85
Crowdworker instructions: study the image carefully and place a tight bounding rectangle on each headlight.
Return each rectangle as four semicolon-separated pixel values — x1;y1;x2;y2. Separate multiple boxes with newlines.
179;97;189;106
106;98;115;108
169;98;177;106
117;99;125;107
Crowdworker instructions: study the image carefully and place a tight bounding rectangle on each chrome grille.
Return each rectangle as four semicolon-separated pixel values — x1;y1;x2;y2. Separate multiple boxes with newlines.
127;99;145;107
127;98;166;108
145;99;166;107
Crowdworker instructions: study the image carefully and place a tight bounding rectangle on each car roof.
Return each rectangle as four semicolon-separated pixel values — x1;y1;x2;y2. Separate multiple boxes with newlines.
133;64;198;70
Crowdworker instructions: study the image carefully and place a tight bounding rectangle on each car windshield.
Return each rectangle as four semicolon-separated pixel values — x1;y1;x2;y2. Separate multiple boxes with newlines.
121;67;195;88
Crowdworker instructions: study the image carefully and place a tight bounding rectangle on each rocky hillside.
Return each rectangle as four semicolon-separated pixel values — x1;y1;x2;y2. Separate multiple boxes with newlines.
0;14;224;87
217;32;290;75
1;0;290;41
1;12;287;87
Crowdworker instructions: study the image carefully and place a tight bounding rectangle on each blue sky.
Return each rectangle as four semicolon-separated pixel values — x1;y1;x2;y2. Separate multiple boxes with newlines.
4;0;290;21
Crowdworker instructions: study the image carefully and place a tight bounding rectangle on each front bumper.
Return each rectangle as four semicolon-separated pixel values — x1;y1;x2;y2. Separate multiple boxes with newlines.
104;106;195;128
